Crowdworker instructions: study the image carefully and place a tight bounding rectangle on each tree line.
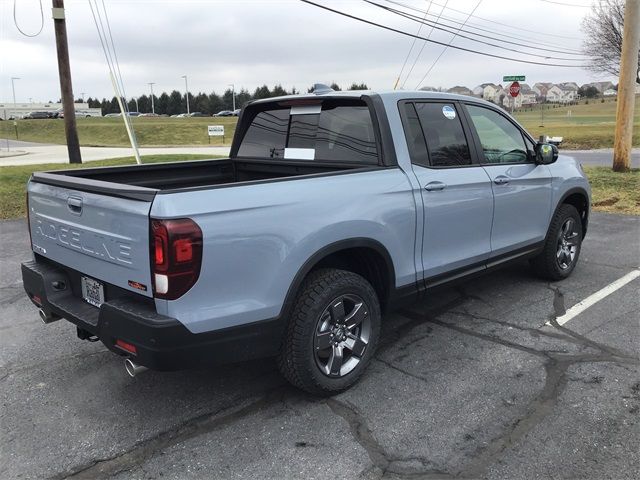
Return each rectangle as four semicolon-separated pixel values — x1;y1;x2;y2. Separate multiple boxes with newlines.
84;82;369;115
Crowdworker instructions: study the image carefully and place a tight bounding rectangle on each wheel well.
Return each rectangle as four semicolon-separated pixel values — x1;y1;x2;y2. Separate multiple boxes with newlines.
562;192;589;236
312;247;393;310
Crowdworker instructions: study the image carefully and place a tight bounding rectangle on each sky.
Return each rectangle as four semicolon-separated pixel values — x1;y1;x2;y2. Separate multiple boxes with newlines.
0;0;614;104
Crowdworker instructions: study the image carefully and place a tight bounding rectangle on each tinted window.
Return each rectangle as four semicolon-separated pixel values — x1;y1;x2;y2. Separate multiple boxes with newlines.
466;105;529;164
414;103;471;167
237;103;378;164
402;103;429;167
237;109;289;158
314;105;377;164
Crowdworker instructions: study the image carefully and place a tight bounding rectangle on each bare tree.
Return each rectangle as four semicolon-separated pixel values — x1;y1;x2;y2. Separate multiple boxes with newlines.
582;0;640;84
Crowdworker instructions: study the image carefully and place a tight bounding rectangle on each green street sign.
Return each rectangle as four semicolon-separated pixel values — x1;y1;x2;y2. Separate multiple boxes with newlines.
503;75;526;82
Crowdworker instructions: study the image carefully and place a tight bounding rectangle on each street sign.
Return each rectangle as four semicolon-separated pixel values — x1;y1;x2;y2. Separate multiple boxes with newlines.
509;82;521;97
503;75;525;82
208;125;224;136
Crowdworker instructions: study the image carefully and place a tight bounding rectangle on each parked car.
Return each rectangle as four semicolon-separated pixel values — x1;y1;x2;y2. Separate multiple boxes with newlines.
232;109;241;116
189;112;208;117
22;88;590;395
214;110;234;117
139;113;159;117
23;111;52;119
105;113;121;118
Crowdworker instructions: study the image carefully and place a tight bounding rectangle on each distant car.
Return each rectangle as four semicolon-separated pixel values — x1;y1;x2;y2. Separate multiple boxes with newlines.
189;112;208;117
176;113;190;118
105;113;121;118
127;112;141;117
23;111;52;119
232;109;241;116
139;113;159;117
214;110;234;117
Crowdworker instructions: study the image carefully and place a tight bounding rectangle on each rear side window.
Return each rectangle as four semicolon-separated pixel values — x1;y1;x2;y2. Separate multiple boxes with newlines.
237;102;378;164
410;102;472;167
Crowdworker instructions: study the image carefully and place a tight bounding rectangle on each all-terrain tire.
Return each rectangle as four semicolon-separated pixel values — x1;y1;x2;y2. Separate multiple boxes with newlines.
277;268;381;396
530;204;583;281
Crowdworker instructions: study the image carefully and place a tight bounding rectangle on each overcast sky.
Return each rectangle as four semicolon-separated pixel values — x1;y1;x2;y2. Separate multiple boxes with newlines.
0;0;612;103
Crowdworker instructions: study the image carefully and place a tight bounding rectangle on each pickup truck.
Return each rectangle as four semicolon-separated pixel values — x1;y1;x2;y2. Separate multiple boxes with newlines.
22;86;590;395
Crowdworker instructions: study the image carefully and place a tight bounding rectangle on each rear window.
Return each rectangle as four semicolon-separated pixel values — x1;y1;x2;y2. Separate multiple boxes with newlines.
237;101;378;165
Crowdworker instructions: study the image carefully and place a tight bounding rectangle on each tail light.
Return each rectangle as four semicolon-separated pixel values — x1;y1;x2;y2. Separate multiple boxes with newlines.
151;218;203;300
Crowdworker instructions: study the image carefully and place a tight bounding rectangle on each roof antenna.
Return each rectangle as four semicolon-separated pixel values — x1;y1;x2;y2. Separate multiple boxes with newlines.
311;83;335;95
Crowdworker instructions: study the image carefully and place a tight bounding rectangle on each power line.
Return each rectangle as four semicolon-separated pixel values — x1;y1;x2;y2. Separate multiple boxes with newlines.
400;0;448;89
13;0;44;37
394;1;432;89
382;0;582;41
368;0;586;60
379;0;587;55
299;0;587;68
539;0;592;7
414;0;483;89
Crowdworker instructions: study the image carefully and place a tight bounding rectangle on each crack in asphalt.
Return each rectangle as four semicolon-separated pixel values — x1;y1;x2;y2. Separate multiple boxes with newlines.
326;398;452;479
52;387;289;480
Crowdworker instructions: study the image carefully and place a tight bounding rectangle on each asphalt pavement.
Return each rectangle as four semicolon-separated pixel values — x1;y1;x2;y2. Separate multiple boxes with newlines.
1;213;639;479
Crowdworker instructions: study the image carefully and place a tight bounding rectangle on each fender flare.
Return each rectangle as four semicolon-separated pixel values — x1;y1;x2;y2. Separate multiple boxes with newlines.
277;238;396;320
548;187;590;239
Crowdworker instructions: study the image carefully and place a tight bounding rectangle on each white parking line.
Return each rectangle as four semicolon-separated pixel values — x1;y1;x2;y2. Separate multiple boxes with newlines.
553;269;640;326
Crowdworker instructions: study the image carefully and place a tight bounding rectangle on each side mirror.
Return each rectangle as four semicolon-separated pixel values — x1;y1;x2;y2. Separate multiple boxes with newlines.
536;142;558;165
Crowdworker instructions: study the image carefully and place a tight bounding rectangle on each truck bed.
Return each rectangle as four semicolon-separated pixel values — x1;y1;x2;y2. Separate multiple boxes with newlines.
31;158;368;198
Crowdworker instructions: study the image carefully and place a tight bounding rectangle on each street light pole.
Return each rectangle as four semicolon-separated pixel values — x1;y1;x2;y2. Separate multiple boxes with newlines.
133;97;139;112
182;75;190;114
11;77;20;104
148;82;155;114
229;83;235;111
81;92;85;102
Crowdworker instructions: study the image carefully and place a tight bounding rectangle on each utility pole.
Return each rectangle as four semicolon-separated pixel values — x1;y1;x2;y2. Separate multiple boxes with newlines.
80;92;85;102
182;75;190;114
148;82;155;114
52;0;82;164
612;0;640;172
11;77;19;104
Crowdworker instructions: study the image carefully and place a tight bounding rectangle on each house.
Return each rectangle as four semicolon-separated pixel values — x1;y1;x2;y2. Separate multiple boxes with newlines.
558;84;578;102
419;86;441;92
446;86;473;97
546;84;577;103
532;82;554;99
472;83;501;102
558;82;580;91
582;81;614;93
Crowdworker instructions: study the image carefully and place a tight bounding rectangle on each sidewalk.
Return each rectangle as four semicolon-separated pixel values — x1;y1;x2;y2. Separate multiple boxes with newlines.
0;143;231;166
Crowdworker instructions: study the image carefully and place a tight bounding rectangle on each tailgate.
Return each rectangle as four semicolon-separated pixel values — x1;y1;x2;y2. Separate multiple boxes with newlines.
28;181;154;298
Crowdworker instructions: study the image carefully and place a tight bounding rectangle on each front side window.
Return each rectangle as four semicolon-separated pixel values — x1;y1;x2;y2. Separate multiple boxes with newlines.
237;102;378;164
413;102;472;167
466;105;529;164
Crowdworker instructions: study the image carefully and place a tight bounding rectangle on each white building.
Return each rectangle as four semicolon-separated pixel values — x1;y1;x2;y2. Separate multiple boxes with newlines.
0;102;102;120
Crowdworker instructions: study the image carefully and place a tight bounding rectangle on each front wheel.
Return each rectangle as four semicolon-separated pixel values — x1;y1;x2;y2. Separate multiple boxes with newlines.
531;204;583;280
278;268;381;396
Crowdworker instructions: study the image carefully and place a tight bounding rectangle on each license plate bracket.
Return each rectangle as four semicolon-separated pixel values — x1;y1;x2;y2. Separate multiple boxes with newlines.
81;276;104;308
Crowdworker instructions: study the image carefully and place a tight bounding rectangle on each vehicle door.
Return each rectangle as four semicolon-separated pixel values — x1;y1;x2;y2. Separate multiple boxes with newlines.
400;101;494;283
462;104;552;257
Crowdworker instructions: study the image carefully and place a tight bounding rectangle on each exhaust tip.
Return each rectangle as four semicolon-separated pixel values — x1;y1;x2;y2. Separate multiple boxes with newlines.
39;308;60;324
124;358;147;377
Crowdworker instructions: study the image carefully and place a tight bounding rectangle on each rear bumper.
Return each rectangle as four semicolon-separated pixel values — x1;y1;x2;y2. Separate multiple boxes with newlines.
21;259;284;371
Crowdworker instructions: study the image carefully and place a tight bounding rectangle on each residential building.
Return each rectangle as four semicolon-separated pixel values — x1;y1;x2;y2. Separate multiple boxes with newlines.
446;86;474;96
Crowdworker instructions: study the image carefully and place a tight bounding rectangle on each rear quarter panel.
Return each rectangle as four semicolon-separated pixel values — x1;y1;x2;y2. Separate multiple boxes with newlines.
151;168;417;334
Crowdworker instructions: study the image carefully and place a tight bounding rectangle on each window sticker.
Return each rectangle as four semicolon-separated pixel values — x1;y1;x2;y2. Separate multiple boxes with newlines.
442;105;456;120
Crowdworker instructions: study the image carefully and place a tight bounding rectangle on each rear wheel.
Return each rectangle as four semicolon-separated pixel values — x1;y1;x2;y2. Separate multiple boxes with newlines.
531;204;583;280
278;268;381;396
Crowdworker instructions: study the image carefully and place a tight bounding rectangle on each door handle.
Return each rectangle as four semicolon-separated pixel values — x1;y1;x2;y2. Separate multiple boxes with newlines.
493;176;509;185
424;181;447;191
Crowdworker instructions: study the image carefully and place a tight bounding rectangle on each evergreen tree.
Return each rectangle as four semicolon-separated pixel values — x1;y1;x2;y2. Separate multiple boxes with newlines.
157;92;170;115
168;90;183;115
348;83;368;90
329;82;342;91
271;84;288;97
252;85;272;99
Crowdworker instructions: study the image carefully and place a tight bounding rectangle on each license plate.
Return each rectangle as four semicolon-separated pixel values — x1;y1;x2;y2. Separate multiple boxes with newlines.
81;276;104;308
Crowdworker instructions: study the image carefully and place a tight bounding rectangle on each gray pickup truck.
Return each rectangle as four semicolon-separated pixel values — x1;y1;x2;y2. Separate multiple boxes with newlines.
22;86;590;395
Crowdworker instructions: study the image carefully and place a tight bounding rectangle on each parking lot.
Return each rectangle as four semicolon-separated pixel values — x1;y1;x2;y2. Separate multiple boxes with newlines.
1;212;638;479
